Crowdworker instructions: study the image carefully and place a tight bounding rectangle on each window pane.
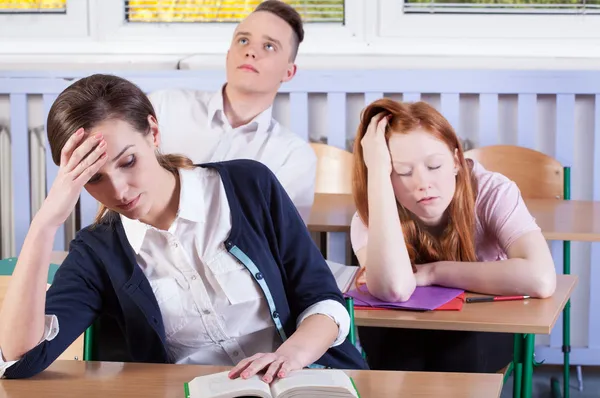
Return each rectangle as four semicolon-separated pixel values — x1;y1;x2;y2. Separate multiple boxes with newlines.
126;0;344;23
0;0;66;13
404;0;600;14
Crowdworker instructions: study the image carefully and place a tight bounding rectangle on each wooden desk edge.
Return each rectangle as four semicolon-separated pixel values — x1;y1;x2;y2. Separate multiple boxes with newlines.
355;275;578;335
4;360;504;398
544;274;579;334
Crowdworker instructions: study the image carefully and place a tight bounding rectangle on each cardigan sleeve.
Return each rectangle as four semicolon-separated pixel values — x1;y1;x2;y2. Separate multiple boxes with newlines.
2;238;105;379
263;163;349;320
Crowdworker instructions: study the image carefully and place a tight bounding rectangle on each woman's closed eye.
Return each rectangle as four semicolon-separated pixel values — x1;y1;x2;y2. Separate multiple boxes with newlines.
121;154;136;168
86;155;135;185
397;165;441;176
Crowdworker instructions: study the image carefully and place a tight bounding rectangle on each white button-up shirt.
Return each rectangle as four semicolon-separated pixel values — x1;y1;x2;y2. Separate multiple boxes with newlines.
0;167;348;375
148;87;317;209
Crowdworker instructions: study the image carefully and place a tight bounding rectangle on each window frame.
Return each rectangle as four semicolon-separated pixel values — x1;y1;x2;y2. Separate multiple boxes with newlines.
377;0;600;42
92;0;364;50
0;0;89;39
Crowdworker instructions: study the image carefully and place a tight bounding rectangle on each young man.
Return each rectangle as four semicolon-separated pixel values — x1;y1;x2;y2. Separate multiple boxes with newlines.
149;1;317;209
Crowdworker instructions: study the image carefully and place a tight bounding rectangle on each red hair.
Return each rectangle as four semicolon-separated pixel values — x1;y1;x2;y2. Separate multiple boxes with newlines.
352;99;478;286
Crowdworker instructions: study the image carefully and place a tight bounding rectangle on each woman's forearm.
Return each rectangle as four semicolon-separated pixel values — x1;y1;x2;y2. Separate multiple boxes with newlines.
365;169;415;302
275;314;338;368
429;259;556;298
0;217;59;361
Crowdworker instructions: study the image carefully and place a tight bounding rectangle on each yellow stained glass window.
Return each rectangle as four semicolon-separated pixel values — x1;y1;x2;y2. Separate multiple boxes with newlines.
126;0;344;23
0;0;66;12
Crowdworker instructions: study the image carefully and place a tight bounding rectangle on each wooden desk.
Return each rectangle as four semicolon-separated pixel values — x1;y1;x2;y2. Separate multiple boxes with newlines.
526;199;600;242
306;193;355;233
0;360;504;398
354;274;577;334
307;194;600;242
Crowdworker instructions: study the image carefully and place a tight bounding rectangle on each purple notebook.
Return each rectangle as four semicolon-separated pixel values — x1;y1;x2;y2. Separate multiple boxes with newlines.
344;284;464;311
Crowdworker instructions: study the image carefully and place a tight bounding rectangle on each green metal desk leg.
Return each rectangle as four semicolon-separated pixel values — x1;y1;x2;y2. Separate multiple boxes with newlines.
513;333;523;398
562;167;572;398
562;239;571;398
521;334;535;398
83;325;95;361
345;297;356;346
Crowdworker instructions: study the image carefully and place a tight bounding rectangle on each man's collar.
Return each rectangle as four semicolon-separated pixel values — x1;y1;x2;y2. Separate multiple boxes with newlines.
207;84;273;135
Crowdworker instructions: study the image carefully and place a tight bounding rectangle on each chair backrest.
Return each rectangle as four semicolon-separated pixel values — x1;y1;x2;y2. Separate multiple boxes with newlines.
464;145;564;199
310;143;354;195
0;255;84;361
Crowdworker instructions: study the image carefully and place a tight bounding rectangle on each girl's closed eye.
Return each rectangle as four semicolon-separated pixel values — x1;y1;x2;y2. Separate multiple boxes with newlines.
428;165;441;171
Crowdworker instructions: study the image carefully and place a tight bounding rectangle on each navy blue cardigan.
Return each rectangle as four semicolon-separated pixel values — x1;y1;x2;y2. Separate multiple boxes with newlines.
4;160;367;379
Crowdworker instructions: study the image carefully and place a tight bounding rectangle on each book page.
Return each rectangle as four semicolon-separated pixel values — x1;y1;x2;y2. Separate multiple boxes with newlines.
188;371;272;398
326;261;359;293
270;369;358;398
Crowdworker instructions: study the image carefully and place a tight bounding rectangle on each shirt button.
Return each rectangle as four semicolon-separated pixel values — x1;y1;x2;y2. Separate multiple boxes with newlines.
191;275;197;280
203;309;211;315
272;311;279;318
255;272;263;280
233;351;239;356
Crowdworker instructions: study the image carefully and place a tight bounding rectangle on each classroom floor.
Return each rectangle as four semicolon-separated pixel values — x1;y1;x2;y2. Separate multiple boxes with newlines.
500;366;600;398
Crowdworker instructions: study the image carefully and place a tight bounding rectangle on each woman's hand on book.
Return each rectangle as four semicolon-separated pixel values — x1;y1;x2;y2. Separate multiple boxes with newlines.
37;128;107;228
228;352;302;384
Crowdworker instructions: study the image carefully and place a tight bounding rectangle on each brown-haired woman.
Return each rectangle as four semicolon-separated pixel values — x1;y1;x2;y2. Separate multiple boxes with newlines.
0;74;367;379
351;98;556;373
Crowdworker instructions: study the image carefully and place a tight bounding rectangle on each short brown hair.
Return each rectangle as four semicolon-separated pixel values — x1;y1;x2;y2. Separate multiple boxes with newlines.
254;0;304;61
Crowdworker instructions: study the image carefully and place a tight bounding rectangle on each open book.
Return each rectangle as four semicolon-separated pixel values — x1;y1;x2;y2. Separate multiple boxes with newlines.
185;369;360;398
326;261;359;293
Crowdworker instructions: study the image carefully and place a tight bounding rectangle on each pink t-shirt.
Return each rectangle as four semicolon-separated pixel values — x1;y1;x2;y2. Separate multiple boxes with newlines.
350;160;541;262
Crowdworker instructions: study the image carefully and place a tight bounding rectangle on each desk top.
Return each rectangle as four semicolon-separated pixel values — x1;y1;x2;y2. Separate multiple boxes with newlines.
307;194;600;242
0;360;503;398
355;274;577;334
527;199;600;241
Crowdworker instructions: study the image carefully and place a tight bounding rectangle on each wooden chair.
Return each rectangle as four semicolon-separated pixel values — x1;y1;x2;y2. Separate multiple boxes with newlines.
465;145;571;398
309;142;359;260
309;143;354;195
464;145;564;199
0;254;88;362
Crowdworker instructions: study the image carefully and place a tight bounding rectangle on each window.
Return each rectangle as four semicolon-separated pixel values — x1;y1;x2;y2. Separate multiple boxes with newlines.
0;0;66;13
403;0;600;14
95;0;359;50
0;0;88;38
125;0;344;23
376;0;600;56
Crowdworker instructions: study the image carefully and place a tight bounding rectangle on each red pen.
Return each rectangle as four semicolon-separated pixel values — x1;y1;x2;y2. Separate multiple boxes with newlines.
466;295;530;303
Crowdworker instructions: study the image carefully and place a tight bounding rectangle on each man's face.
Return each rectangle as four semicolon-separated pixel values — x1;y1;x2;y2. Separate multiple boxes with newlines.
225;11;297;95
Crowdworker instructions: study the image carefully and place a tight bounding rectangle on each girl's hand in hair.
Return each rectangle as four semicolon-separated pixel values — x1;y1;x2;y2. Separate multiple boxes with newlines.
361;112;392;175
37;128;108;228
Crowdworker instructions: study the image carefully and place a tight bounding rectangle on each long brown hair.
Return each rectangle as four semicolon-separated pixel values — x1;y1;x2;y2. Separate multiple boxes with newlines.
46;73;194;225
352;99;478;284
